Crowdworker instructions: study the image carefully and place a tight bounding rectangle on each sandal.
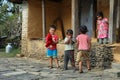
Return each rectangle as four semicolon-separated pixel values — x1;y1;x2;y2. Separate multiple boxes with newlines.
48;66;53;69
79;70;83;73
57;66;60;69
88;68;91;71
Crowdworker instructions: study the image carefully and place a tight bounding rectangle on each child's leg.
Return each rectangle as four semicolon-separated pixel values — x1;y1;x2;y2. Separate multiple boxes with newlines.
54;58;59;68
47;49;53;68
84;51;91;70
69;50;75;68
98;38;103;44
103;38;108;44
78;51;83;72
64;51;69;70
76;52;81;65
86;60;91;70
79;61;83;72
50;57;53;68
53;49;59;68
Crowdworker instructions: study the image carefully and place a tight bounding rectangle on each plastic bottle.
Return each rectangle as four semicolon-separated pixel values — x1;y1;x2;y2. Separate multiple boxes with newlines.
6;43;12;53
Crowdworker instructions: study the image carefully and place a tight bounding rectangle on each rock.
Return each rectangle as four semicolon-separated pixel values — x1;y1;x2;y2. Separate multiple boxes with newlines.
2;71;27;76
89;44;113;69
104;69;120;78
16;54;25;57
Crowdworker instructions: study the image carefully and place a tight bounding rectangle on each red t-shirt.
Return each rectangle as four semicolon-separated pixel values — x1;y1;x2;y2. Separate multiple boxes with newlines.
46;34;59;50
45;33;52;47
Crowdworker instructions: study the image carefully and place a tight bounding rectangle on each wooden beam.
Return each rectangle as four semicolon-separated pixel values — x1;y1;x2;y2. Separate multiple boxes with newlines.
109;0;115;44
42;0;46;39
116;0;120;42
116;0;120;29
71;0;79;41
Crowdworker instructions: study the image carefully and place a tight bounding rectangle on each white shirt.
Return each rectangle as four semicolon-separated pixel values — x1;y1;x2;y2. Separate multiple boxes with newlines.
64;37;74;50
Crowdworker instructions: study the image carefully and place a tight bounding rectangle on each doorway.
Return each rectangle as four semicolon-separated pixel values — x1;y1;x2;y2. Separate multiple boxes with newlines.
79;0;95;37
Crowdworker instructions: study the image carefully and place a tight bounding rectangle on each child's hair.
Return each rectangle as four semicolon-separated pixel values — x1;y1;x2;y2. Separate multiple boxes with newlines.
66;29;73;35
79;25;88;34
50;25;57;30
97;11;104;18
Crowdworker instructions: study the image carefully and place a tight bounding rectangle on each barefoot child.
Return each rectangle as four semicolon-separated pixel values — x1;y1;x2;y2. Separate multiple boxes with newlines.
76;25;91;73
45;25;59;69
64;29;75;70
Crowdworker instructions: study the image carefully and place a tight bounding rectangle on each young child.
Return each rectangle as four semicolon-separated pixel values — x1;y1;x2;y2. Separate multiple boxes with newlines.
96;11;109;44
45;25;59;69
64;29;75;70
76;25;91;73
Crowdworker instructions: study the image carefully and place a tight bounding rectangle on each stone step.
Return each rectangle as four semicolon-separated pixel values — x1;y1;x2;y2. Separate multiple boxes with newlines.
2;71;27;76
112;63;120;69
104;69;120;78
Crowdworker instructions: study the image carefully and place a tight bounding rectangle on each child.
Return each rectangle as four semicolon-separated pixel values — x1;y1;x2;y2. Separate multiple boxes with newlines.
96;11;109;44
76;25;91;73
64;29;75;70
45;25;59;69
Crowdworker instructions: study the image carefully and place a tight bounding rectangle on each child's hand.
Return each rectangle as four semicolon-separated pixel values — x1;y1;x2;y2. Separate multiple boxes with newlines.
68;36;72;39
96;29;98;32
48;45;53;48
88;48;91;52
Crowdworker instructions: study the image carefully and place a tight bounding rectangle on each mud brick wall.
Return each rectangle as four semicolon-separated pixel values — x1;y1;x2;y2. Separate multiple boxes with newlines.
28;0;71;39
21;0;71;56
26;40;64;59
97;0;109;19
112;44;120;62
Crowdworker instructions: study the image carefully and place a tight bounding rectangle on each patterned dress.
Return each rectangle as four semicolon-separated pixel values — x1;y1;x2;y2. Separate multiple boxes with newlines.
97;18;109;39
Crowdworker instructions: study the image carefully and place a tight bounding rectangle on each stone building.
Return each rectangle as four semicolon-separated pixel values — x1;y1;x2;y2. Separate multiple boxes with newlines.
10;0;120;59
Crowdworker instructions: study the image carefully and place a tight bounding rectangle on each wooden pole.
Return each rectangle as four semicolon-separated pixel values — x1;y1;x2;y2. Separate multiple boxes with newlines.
109;0;114;44
116;0;120;29
71;0;79;41
42;0;46;39
116;0;120;42
21;1;28;55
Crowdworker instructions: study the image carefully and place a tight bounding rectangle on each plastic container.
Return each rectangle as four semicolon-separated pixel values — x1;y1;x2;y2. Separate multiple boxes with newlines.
6;43;12;53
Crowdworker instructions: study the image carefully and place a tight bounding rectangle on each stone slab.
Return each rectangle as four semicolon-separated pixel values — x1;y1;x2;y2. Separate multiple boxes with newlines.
2;71;27;76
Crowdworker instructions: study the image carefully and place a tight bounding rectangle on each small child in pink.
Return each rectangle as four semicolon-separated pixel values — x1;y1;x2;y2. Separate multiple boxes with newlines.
96;11;109;44
76;25;91;73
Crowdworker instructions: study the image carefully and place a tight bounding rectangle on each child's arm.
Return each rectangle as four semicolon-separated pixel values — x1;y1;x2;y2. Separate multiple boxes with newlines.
52;36;59;44
104;18;109;24
64;38;70;44
76;40;79;48
88;38;91;51
53;40;58;44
